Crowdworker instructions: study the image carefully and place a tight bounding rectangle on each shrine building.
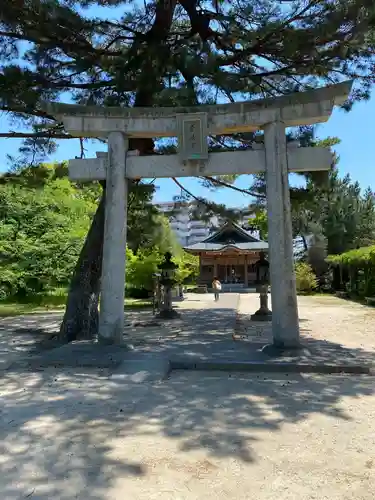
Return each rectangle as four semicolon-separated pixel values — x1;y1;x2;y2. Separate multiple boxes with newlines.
184;221;269;288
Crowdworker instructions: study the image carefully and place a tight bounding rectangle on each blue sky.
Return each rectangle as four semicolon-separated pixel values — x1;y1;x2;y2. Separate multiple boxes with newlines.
0;96;373;208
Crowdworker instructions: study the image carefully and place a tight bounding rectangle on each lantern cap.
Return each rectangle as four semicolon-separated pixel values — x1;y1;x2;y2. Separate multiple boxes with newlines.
158;252;178;270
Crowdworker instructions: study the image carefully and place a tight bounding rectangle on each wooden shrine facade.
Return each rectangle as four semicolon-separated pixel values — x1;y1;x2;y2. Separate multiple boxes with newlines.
184;221;268;287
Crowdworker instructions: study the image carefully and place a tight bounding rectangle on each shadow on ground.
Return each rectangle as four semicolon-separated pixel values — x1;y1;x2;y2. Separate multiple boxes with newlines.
1;363;375;498
1;295;375;498
1;366;375;499
125;303;375;367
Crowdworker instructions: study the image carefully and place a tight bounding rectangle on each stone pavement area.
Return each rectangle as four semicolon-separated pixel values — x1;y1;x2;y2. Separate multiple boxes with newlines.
1;293;375;499
0;294;241;371
1;292;375;371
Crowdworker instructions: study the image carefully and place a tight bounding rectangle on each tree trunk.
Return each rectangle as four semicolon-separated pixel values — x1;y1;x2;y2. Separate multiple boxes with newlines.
59;0;177;343
301;234;308;252
59;191;105;342
332;266;341;291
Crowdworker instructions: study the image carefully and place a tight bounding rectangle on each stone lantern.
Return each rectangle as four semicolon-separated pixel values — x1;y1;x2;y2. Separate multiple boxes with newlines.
156;252;180;319
152;272;161;315
251;251;272;321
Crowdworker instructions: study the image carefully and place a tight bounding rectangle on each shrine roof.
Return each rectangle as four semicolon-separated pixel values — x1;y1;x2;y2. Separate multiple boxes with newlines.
184;241;268;252
184;221;268;253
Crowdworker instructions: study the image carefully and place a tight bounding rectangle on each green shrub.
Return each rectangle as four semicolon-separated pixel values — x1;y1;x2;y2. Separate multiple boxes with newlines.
326;245;375;267
326;246;375;298
126;287;152;299
295;262;318;294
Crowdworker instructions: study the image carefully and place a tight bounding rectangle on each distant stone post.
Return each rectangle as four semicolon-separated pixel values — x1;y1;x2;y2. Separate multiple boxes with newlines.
251;252;272;321
156;252;180;319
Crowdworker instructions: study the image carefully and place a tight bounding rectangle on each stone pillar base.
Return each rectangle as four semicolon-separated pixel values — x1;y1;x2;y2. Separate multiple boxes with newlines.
250;308;272;322
97;336;134;350
251;285;272;321
261;342;309;357
156;309;180;320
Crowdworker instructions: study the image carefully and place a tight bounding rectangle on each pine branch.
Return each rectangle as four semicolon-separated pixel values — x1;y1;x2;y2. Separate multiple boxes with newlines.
203;176;265;199
0;132;74;139
172;177;204;203
0;105;56;121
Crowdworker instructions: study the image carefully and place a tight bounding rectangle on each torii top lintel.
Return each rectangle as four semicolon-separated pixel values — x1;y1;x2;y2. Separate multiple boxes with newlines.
43;80;352;139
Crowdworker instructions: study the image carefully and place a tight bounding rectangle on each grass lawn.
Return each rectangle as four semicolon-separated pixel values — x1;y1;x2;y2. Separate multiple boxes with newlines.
0;302;65;317
0;290;153;318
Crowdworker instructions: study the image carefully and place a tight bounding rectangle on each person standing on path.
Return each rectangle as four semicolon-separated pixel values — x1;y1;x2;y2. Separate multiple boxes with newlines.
212;277;222;302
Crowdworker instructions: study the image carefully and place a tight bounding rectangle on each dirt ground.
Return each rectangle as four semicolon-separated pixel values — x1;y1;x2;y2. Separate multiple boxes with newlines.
1;293;375;499
237;294;375;364
297;294;375;351
1;368;375;500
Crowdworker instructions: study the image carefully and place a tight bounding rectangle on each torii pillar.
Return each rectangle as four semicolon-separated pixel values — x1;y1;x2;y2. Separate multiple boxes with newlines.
264;121;299;348
99;132;128;344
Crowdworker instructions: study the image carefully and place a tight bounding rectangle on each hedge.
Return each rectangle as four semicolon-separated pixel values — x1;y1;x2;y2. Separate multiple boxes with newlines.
326;245;375;267
326;245;375;298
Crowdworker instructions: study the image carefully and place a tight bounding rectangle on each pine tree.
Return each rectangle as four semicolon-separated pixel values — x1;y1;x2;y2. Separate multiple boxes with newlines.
1;0;375;340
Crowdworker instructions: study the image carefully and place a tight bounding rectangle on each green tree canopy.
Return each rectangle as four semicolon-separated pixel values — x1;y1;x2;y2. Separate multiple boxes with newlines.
0;165;96;298
0;162;178;299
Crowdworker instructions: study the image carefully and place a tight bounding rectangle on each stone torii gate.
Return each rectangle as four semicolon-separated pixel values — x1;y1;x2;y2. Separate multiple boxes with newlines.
45;80;352;348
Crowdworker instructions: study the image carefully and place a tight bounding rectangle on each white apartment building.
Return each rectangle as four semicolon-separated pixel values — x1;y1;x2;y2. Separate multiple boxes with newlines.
155;201;218;246
156;201;310;257
155;201;255;246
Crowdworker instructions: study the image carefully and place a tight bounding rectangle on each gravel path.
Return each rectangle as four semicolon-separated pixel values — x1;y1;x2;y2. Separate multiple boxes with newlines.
1;368;374;500
1;293;375;499
236;294;375;365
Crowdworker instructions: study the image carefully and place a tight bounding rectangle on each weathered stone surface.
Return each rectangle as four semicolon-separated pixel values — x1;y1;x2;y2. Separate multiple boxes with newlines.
68;146;332;181
43;81;352;137
110;352;171;382
169;359;373;375
23;344;171;382
0;358;14;370
177;112;209;161
98;131;128;345
264;121;300;347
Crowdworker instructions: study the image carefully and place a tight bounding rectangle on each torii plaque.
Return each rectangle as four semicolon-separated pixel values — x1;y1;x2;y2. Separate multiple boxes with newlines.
177;112;209;162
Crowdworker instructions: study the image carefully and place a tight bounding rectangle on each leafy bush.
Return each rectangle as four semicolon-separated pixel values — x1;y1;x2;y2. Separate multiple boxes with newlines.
326;246;375;298
326;245;375;267
126;247;199;291
126;287;152;299
295;262;318;294
0;176;95;299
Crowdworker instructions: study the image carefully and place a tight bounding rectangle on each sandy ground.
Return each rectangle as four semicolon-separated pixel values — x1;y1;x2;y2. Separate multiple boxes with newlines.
237;294;375;363
1;293;375;499
1;368;375;500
